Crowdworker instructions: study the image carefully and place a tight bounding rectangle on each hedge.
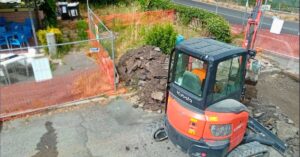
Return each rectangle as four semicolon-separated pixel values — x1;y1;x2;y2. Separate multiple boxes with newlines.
137;0;232;43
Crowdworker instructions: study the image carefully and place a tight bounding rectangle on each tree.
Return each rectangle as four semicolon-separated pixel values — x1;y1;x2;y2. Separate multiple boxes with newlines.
39;0;57;27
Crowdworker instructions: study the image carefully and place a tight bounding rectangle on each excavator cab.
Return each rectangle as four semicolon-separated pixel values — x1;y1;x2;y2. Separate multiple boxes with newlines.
163;38;286;157
165;38;249;157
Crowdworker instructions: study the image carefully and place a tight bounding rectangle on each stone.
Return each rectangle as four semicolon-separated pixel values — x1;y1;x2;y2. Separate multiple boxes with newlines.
139;74;147;81
157;84;166;90
148;64;168;79
51;59;63;65
136;60;142;68
133;104;139;108
145;109;152;113
129;95;139;104
254;112;264;118
138;103;144;108
151;91;164;102
149;50;160;59
138;80;146;87
159;79;167;85
276;121;299;141
145;62;151;71
128;62;139;74
287;119;295;124
154;47;161;51
157;109;162;114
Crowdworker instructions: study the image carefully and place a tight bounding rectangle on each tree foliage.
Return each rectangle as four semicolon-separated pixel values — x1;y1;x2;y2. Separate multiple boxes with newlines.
40;0;57;27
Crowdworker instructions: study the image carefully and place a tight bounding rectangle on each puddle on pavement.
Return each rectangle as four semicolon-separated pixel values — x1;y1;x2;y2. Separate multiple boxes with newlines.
32;121;58;157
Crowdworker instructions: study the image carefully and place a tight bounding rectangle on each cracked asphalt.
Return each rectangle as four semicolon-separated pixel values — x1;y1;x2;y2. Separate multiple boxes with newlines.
0;97;283;157
0;98;186;157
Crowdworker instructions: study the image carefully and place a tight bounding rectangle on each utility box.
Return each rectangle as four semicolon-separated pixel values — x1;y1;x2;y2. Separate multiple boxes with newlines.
67;2;80;20
57;2;69;20
46;33;57;57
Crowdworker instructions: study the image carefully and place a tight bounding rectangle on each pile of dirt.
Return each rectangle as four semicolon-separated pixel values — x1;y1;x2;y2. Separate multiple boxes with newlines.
117;46;169;112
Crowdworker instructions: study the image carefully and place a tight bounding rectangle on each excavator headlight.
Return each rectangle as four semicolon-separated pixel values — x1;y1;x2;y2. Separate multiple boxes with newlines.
210;124;232;137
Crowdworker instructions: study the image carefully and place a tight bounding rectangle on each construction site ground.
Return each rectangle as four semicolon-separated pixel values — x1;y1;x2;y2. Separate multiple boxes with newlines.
0;48;298;157
0;97;283;157
258;53;299;126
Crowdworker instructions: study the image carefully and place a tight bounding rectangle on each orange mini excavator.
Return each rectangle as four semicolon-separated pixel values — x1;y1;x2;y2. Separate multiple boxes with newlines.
153;0;287;157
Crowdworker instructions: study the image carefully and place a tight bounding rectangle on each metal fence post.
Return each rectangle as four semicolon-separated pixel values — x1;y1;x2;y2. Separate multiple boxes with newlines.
87;0;91;33
242;0;249;30
215;0;219;14
111;32;116;91
46;33;57;57
259;0;268;29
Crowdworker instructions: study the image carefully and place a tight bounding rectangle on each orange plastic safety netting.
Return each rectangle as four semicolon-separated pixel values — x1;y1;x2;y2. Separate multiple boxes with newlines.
101;10;176;27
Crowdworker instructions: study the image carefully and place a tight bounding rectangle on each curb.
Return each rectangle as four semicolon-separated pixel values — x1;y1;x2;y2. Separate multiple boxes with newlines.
0;91;136;121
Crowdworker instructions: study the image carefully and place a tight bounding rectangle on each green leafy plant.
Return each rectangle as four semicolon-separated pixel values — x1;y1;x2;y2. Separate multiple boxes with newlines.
37;27;63;45
138;0;171;11
206;17;232;43
137;0;232;43
145;24;178;54
40;0;57;27
76;20;88;40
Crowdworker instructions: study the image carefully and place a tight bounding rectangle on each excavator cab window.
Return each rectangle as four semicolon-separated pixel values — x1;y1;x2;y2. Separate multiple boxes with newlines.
173;52;207;97
211;56;243;101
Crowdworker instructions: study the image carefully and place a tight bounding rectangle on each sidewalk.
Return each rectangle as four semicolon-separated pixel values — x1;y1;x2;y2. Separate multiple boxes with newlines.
0;98;186;157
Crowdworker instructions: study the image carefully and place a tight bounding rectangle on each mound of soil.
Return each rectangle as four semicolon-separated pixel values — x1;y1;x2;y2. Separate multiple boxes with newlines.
117;46;169;111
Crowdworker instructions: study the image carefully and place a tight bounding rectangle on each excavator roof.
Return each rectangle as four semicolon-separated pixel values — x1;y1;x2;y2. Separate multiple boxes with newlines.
175;38;247;62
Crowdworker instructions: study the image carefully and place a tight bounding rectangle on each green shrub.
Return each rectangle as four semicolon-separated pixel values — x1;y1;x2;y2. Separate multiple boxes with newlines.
206;17;232;43
145;24;178;54
138;0;171;11
37;27;70;58
37;27;63;45
137;0;232;43
76;20;88;40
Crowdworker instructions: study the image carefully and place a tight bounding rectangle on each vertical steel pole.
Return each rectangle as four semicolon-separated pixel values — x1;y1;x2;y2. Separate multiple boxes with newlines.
111;32;116;91
242;0;249;30
87;0;91;32
215;0;218;14
259;0;268;29
26;0;38;47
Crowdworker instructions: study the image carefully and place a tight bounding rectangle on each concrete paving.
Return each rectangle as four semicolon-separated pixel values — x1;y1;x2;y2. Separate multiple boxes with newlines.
0;97;283;157
0;98;186;157
262;52;299;75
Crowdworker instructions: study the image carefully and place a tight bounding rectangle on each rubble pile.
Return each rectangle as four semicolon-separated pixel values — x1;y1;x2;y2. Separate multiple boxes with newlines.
117;46;169;112
247;99;299;156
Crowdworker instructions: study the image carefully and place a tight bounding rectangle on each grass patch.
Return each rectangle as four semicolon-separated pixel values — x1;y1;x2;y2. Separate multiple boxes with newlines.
93;1;142;16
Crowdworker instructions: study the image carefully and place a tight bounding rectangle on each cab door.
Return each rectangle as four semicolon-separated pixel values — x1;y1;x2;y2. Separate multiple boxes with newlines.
207;55;246;104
